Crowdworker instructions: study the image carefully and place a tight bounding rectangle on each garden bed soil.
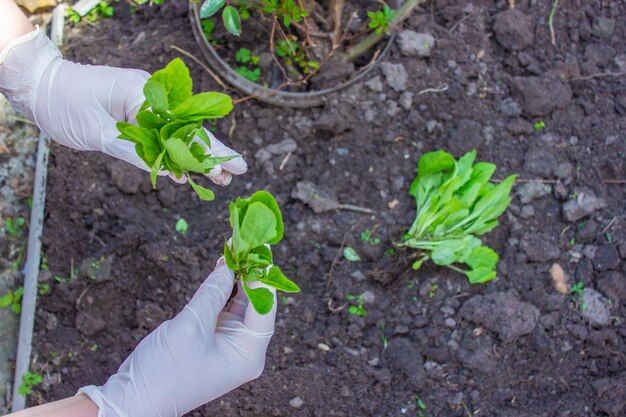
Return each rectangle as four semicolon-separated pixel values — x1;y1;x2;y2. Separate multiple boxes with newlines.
27;0;626;416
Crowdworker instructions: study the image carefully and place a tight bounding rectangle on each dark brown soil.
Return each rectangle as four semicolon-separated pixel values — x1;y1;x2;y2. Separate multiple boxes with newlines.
29;1;626;416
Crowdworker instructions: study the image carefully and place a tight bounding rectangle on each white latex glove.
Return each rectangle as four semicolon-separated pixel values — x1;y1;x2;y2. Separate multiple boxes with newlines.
80;259;276;417
0;27;246;185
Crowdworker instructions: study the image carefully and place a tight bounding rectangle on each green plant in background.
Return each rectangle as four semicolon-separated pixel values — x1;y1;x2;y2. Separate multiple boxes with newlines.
415;396;427;417
346;294;366;317
224;191;300;314
234;48;262;82
5;216;25;237
275;38;320;75
367;5;395;35
399;150;517;284
201;18;216;41
18;372;43;396
378;322;388;348
262;0;308;27
67;1;114;23
117;58;235;201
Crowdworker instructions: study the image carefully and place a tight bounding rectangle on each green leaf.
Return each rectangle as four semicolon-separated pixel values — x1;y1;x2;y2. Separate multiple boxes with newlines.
466;246;499;270
0;293;13;308
224;240;237;269
187;175;215;201
431;247;456;266
418;150;455;176
171;92;233;122
248;191;284;244
175;218;188;235
260;266;300;292
164;138;233;173
343;246;360;262
136;110;167;130
195;127;212;148
200;0;224;18
150;151;165;188
117;122;161;165
239;202;278;249
143;80;169;113
222;5;241;36
149;58;193;109
465;267;496;284
243;284;274;314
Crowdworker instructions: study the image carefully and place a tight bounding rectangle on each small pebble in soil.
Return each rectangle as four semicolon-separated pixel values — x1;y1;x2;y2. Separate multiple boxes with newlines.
582;288;611;327
380;62;408;92
592;17;615;38
398;30;435;57
562;190;607;222
289;397;304;409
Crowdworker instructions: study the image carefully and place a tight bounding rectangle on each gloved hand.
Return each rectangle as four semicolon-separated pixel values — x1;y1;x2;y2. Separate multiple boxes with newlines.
80;258;276;417
0;27;246;185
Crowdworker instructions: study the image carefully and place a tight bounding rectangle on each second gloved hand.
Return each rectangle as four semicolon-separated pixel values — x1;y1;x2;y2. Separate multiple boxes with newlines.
80;259;276;417
0;27;246;185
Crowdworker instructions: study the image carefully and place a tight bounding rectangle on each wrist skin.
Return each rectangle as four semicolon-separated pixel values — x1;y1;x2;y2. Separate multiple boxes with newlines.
6;394;98;417
0;0;34;51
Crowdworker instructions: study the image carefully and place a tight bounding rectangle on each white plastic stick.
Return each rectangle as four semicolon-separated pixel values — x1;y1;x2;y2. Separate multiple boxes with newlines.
51;4;67;47
11;133;50;412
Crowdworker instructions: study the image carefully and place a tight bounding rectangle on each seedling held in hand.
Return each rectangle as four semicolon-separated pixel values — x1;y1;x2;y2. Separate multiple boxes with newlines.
400;150;517;284
224;191;300;314
117;58;236;201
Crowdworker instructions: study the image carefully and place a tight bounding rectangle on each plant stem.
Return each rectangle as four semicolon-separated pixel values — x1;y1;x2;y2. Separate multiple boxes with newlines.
548;0;559;46
344;0;424;61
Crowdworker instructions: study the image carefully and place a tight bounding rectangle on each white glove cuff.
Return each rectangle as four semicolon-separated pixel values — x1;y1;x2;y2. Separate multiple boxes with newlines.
78;385;127;417
0;26;62;120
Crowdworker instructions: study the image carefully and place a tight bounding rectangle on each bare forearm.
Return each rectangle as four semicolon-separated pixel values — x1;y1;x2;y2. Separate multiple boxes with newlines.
0;0;34;51
6;394;99;417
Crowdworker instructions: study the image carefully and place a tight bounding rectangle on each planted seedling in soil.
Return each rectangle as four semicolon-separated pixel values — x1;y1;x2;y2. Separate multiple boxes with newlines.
117;58;236;201
224;190;300;314
399;150;517;284
18;371;43;396
345;293;366;317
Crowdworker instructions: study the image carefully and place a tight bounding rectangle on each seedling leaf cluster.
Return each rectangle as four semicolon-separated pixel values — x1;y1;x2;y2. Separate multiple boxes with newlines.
117;58;235;201
224;191;300;314
400;150;516;284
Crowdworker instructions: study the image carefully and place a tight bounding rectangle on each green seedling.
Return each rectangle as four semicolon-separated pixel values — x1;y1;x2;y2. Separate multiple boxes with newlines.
378;322;388;348
399;150;516;284
224;190;300;314
275;38;320;75
571;281;586;311
5;217;25;237
117;58;235;201
235;48;262;82
360;228;380;246
415;396;427;417
0;287;23;314
343;246;361;262
346;294;366;317
40;254;49;270
384;247;396;256
428;284;438;298
367;5;395;35
175;218;189;235
38;283;50;296
18;372;43;396
533;120;546;131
